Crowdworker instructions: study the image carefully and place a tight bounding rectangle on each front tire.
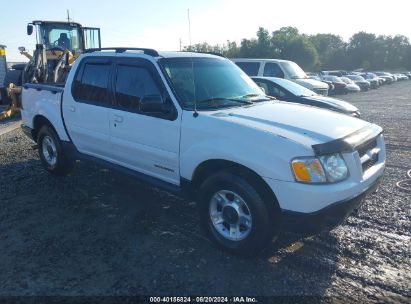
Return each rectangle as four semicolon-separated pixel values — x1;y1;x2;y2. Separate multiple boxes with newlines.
37;125;74;176
198;170;279;256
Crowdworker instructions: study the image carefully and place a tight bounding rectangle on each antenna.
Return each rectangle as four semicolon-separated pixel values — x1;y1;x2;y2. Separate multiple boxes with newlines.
66;9;71;22
188;8;198;117
188;9;192;49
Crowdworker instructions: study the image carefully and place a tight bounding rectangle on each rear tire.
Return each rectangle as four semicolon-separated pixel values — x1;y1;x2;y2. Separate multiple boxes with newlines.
37;125;74;176
198;170;279;256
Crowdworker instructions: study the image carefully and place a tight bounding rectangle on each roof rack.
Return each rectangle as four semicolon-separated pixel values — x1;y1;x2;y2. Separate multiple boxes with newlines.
84;47;160;57
185;51;226;58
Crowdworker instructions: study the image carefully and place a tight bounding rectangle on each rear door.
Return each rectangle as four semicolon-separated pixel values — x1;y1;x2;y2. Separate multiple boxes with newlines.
62;57;113;159
108;58;181;185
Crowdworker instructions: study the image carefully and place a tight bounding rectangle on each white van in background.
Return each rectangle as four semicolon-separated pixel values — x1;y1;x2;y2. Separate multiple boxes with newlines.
232;58;329;96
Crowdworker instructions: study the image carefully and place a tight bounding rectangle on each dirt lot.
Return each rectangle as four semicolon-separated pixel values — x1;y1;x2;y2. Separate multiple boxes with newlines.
0;82;410;302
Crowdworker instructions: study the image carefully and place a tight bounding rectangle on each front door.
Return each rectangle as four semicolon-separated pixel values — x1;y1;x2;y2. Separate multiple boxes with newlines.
108;59;181;185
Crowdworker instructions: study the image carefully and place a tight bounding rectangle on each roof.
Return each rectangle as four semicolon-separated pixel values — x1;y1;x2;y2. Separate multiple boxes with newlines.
231;58;290;63
157;51;223;58
0;45;6;48
32;20;82;27
82;48;224;59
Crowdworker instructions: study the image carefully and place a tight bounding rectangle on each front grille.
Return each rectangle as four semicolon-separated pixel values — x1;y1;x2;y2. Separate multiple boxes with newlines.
357;139;377;158
362;153;379;172
357;138;379;173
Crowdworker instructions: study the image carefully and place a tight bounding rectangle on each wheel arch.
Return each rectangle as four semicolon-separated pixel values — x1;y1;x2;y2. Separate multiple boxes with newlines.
32;115;58;142
190;159;280;211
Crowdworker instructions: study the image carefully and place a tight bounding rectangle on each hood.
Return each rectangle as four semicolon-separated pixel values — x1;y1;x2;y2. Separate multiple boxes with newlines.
345;83;361;91
293;78;329;90
301;95;359;113
210;102;369;148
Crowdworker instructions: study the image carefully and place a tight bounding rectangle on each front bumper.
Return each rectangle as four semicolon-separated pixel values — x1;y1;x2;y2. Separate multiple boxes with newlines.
280;176;382;234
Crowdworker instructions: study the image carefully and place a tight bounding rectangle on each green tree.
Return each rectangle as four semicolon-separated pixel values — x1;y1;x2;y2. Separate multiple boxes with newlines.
282;36;319;70
182;26;410;71
271;26;299;56
309;34;346;69
348;32;377;69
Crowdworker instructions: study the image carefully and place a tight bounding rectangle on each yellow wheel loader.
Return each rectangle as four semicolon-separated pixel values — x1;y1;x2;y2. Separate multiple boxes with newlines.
1;20;101;121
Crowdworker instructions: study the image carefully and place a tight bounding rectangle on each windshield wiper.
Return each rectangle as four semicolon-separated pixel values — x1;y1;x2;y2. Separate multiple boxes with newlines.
251;96;276;102
241;93;260;98
196;97;253;105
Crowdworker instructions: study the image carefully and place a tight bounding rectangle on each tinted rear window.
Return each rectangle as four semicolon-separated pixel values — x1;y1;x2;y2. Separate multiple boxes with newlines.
234;62;260;76
263;62;284;78
73;63;111;104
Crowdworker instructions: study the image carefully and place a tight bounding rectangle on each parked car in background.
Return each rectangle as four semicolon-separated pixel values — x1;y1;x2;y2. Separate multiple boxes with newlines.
321;75;348;95
340;77;361;93
373;72;394;84
359;73;380;89
395;74;409;81
321;70;349;77
346;75;371;91
232;58;329;96
252;77;360;117
307;74;335;92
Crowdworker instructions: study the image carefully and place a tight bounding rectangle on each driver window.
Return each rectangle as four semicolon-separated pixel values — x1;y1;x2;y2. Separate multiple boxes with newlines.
267;83;286;98
255;82;268;93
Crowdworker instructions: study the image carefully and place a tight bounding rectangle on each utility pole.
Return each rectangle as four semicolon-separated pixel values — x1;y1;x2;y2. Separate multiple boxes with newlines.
179;38;182;51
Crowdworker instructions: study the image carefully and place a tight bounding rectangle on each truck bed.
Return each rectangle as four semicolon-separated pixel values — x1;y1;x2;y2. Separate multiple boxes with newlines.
21;82;70;142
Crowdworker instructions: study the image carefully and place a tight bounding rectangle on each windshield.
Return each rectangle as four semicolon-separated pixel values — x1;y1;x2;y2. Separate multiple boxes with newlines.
159;57;266;110
323;76;344;83
38;24;82;54
281;61;308;79
340;77;353;84
347;75;366;81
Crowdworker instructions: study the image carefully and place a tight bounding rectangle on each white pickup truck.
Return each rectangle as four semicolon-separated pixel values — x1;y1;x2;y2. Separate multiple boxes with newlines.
21;48;385;255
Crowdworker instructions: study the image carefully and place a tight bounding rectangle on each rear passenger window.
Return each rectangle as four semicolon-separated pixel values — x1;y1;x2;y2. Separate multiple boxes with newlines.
114;65;161;111
73;63;111;104
263;63;284;78
235;62;260;76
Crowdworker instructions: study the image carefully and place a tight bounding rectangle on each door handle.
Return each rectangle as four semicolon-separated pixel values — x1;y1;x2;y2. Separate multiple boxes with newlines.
69;106;76;112
114;115;123;123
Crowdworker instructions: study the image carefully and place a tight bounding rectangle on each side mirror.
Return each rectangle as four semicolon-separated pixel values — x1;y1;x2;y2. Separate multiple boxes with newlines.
139;95;166;113
27;24;33;35
18;46;26;53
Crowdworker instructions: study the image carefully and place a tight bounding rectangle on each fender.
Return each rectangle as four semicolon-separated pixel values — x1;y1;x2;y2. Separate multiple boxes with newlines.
180;136;309;183
22;84;69;141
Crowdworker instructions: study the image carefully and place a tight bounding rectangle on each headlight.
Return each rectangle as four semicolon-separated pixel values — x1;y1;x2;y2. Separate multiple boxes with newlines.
291;153;348;183
319;154;348;182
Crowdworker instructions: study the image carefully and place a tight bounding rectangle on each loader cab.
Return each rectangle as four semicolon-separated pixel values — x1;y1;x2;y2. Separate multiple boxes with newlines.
27;21;101;54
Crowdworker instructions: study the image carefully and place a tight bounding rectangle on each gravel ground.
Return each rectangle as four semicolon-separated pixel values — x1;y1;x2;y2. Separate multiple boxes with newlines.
0;82;410;302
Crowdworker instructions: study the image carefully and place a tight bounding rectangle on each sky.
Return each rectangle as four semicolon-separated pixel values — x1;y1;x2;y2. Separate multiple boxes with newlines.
1;0;410;62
